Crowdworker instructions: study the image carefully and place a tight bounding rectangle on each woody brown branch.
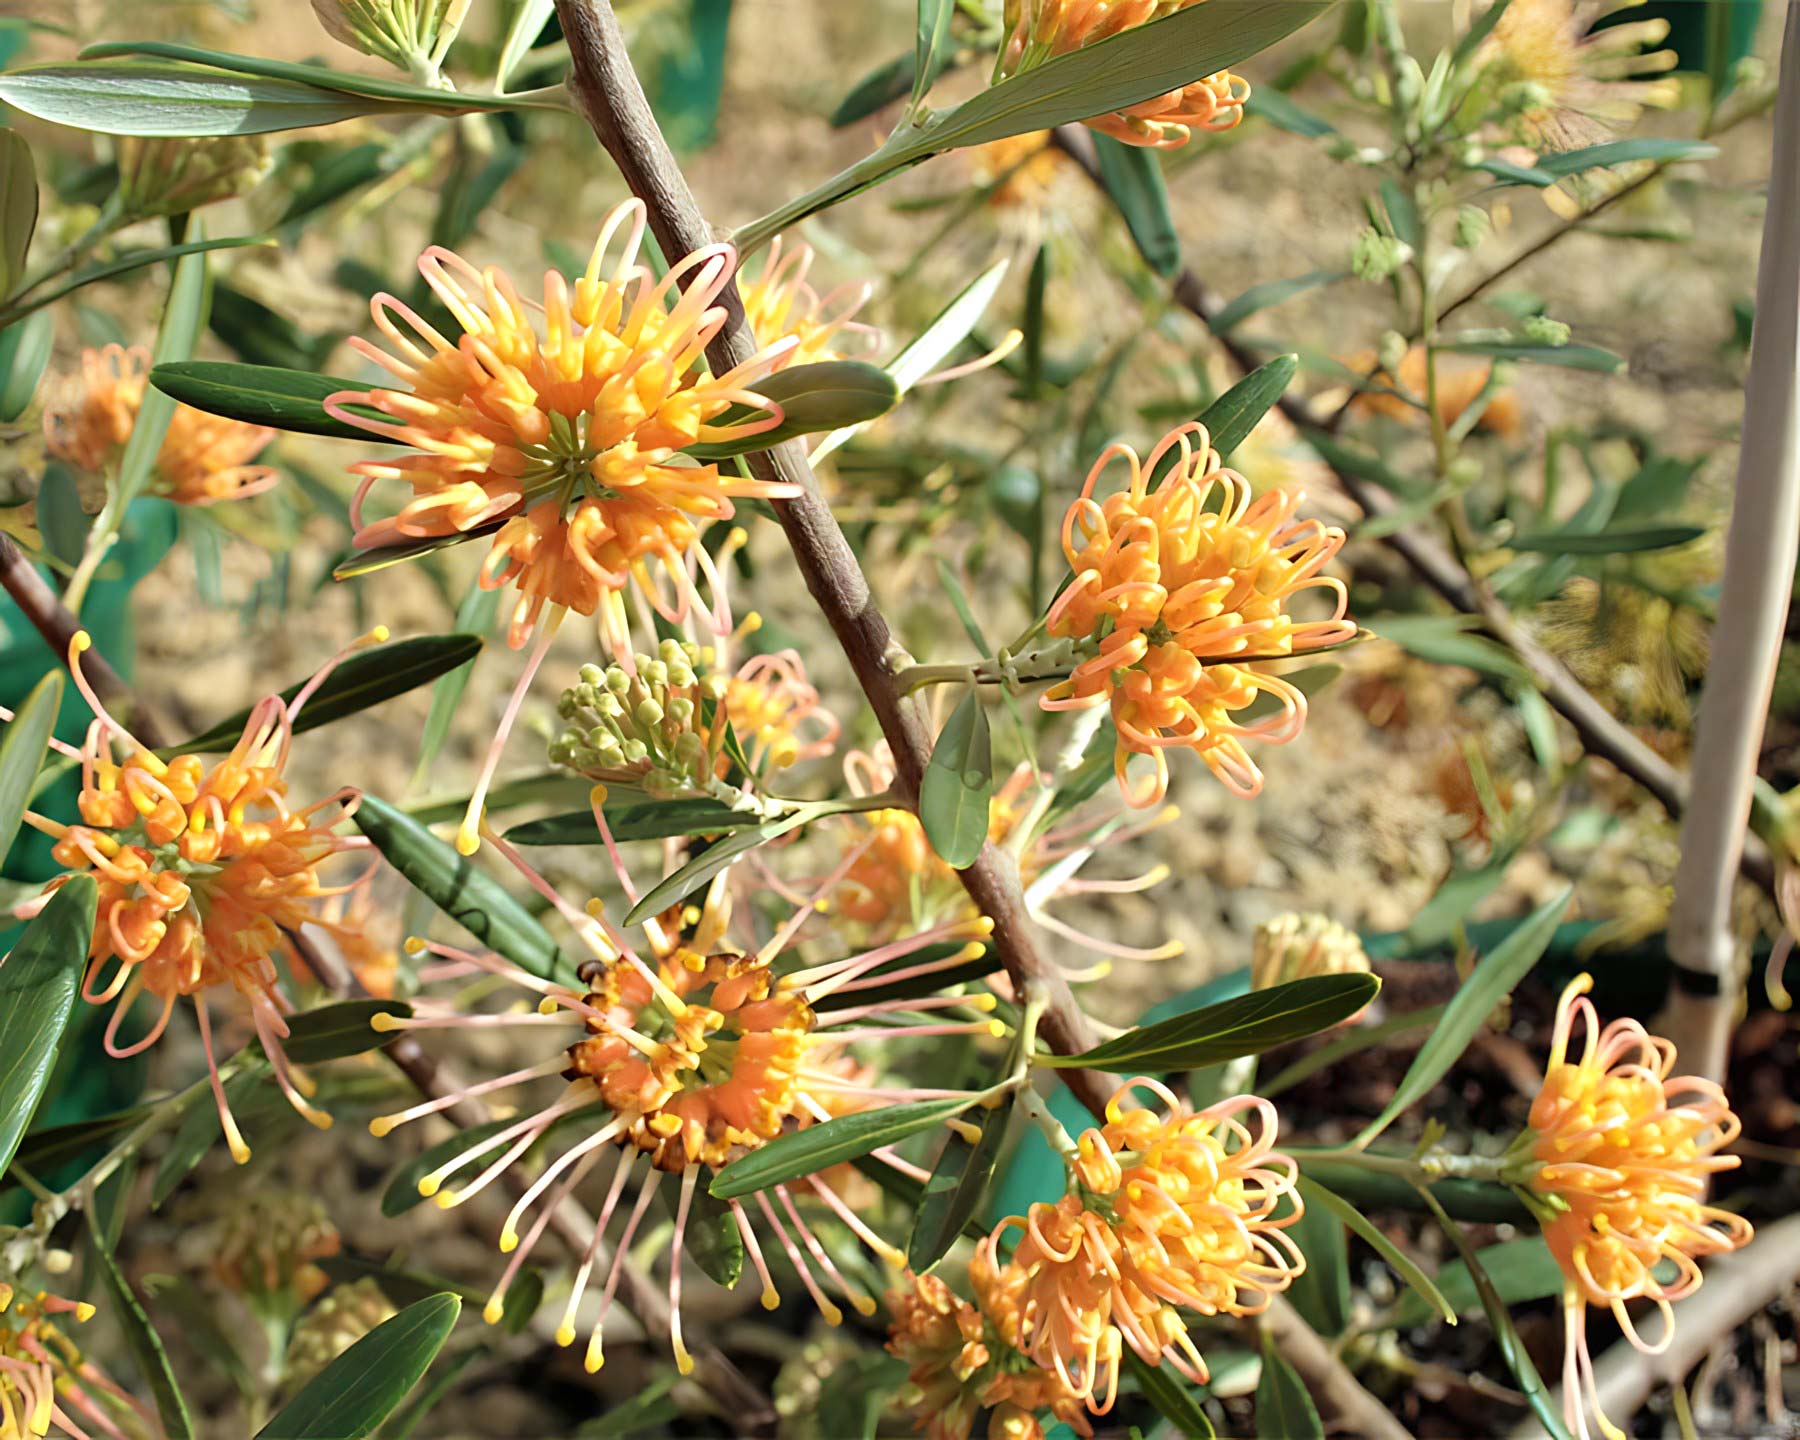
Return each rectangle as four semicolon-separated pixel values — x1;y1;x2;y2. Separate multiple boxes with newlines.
1046;124;1775;899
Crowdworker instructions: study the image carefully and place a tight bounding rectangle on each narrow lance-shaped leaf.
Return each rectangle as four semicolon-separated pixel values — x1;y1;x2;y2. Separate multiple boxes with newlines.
1355;887;1570;1146
1092;134;1180;277
0;236;270;330
1391;1235;1564;1328
1040;972;1379;1073
914;0;956;107
1509;525;1705;556
507;798;767;847
91;1223;195;1439
171;634;483;754
1300;1177;1456;1324
150;360;388;441
283;1000;415;1064
0;669;62;864
353;794;575;987
622;805;821;925
0;874;95;1177
0;128;37;301
908;1097;1010;1272
1256;1331;1324;1440
1193;353;1299;462
711;1095;982;1200
0;307;54;421
1125;1348;1216;1437
919;687;993;870
256;1294;462;1440
1211;272;1346;336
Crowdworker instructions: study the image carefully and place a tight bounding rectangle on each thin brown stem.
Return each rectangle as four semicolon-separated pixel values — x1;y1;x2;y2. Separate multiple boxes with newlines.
551;0;1109;1114
0;532;167;749
1048;126;1774;897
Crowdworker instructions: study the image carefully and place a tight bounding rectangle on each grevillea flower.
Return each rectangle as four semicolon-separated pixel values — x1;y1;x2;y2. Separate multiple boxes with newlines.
886;1268;1091;1440
977;1079;1303;1412
1344;346;1521;440
963;131;1070;210
1480;0;1679;152
15;633;381;1162
329;198;798;655
738;236;878;368
1043;422;1355;807
1250;912;1371;994
0;1285;157;1440
329;202;808;854
996;1;1248;149
1522;975;1753;1440
43;345;278;506
209;1192;341;1305
830;743;1180;979
367;826;998;1376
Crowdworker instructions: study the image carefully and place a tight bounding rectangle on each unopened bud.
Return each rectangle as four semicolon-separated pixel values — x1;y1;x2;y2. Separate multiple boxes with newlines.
116;136;270;219
310;0;472;75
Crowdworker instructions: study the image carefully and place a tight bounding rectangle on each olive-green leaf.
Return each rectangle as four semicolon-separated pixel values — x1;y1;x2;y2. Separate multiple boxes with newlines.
915;0;956;106
1355;887;1570;1146
413;581;500;789
149;360;387;441
0;875;93;1177
1256;1330;1324;1440
621;805;820;925
711;1095;981;1200
0;128;37;301
170;635;483;754
116;226;210;511
507;798;766;846
1533;137;1717;179
1370;613;1534;686
1288;1154;1532;1225
1092;134;1180;277
283;1000;414;1064
0;237;269;330
92;1223;195;1439
1509;525;1705;556
1391;1235;1563;1329
1194;353;1299;461
0;308;54;420
907;1098;1009;1272
1041;972;1379;1073
1211;272;1347;336
831;51;933;128
1125;1348;1216;1437
682;360;900;459
0;669;62;865
1418;1191;1574;1440
353;794;574;988
334;528;498;580
920;687;992;870
1438;338;1623;372
677;1183;745;1289
1301;1177;1456;1325
1283;1188;1351;1335
256;1294;461;1439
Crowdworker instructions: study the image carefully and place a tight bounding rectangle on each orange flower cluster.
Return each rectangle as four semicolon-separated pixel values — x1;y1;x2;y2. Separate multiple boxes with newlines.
24;634;378;1162
997;1;1247;148
887;1267;1090;1440
0;1285;152;1440
329;198;800;651
1527;975;1753;1440
977;1080;1304;1413
44;343;278;505
737;235;876;368
723;651;841;772
1044;422;1354;806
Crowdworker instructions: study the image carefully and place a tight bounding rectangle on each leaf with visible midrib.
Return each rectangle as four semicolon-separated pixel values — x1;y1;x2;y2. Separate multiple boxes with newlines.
711;1096;981;1200
907;1099;1009;1272
170;635;482;753
256;1294;461;1439
353;794;574;988
919;688;992;870
1041;972;1379;1073
1193;353;1299;461
0;670;62;864
507;798;767;847
92;1226;195;1439
0;876;94;1177
150;360;386;441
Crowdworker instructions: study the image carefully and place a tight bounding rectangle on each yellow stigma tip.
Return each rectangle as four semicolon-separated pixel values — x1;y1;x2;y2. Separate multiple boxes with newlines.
71;631;91;656
761;1288;780;1311
417;1177;441;1198
434;1190;457;1209
73;1302;96;1323
555;1325;576;1348
852;1295;877;1317
585;898;605;917
589;783;609;806
483;1301;504;1326
822;1304;843;1327
368;1118;394;1137
742;611;763;633
370;625;391;643
585;1355;603;1374
228;1139;251;1165
370;1011;400;1033
499;1231;519;1253
674;1345;694;1376
986;1020;1007;1038
403;936;427;955
973;993;997;1011
538;996;558;1015
454;826;480;857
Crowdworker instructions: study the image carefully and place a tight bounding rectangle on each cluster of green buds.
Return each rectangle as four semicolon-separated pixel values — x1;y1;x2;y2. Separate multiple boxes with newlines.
548;641;736;801
116;136;271;220
284;1279;395;1388
309;0;471;80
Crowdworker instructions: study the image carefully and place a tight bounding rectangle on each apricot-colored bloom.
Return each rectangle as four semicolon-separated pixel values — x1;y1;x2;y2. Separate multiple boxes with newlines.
18;634;380;1162
369;829;997;1377
997;1;1247;148
0;1285;156;1440
725;652;841;771
964;131;1070;209
1251;912;1371;994
738;235;877;368
830;744;1180;979
210;1192;341;1304
1481;0;1679;152
1345;346;1521;440
328;198;799;653
1526;975;1753;1440
1044;422;1354;807
886;1268;1091;1440
43;345;278;506
978;1079;1304;1411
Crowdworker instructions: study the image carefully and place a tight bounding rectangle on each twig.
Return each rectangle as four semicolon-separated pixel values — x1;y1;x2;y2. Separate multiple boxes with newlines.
1664;5;1800;1083
551;0;1110;1115
0;532;167;749
1259;1298;1416;1440
1047;125;1775;897
291;927;778;1429
1505;1212;1800;1438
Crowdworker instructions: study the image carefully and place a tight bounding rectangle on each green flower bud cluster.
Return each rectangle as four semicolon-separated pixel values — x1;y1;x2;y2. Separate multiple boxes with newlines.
548;639;729;797
116;136;271;220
